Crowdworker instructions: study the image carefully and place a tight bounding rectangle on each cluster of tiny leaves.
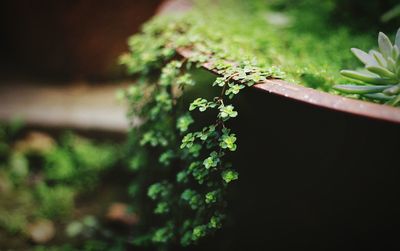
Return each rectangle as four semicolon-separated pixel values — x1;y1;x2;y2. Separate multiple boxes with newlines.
119;12;283;249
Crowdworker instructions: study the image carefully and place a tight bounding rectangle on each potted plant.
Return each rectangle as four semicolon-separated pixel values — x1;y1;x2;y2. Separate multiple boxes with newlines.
119;0;400;250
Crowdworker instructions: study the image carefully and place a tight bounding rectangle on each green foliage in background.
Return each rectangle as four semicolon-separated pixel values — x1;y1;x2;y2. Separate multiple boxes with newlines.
0;123;118;236
382;4;400;23
44;133;118;189
34;239;126;251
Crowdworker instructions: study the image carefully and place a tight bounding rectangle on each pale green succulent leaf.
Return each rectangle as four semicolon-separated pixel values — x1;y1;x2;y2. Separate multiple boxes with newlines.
396;28;400;48
393;45;400;60
378;32;393;59
351;48;377;66
370;50;387;68
396;60;400;78
387;94;400;106
366;65;396;79
333;84;391;94
364;93;393;101
396;52;400;68
340;70;397;85
387;57;397;72
383;84;400;95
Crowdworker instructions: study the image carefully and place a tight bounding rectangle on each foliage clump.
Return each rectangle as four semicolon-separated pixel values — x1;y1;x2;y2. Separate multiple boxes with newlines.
335;29;400;106
0;123;118;239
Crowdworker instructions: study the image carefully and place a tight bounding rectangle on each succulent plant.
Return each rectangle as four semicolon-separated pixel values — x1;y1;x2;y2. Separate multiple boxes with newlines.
335;28;400;106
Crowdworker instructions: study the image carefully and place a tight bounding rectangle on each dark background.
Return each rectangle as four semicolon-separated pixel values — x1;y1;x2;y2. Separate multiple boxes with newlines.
0;0;162;82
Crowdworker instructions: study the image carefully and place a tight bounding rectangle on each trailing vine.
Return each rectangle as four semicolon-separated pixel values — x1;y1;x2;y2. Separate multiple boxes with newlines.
119;14;283;249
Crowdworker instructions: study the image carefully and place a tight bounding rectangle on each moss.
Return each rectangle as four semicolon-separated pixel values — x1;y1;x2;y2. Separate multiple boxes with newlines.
123;0;400;103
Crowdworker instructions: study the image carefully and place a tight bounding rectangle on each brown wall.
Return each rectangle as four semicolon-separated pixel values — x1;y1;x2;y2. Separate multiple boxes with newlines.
0;0;162;81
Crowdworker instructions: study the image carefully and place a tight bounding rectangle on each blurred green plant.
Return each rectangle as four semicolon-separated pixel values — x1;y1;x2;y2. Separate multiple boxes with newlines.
381;4;400;23
335;29;400;106
34;239;125;251
0;124;119;239
35;183;75;219
45;133;118;189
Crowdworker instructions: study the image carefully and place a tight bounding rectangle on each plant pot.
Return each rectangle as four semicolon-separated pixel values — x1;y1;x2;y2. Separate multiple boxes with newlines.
156;1;400;244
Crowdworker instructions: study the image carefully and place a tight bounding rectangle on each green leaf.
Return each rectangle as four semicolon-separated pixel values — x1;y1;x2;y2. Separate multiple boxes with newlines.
177;113;194;133
189;161;209;184
383;84;400;95
369;50;387;68
177;73;195;86
203;151;220;169
176;171;189;183
152;223;174;243
187;143;202;157
226;83;245;98
333;84;391;94
351;48;376;66
140;131;168;147
159;150;174;166
393;45;400;60
219;105;238;119
213;77;226;87
181;189;202;210
192;225;207;241
129;152;147;171
205;191;219;204
396;28;400;49
366;65;396;79
222;170;238;183
387;57;397;73
219;132;237;151
154;202;169;214
388;94;400;106
208;215;223;229
147;182;171;200
378;32;393;59
180;133;195;149
364;93;393;101
340;70;397;85
189;98;208;112
180;231;193;247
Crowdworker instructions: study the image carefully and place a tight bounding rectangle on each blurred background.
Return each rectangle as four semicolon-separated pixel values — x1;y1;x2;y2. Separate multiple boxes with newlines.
0;0;162;82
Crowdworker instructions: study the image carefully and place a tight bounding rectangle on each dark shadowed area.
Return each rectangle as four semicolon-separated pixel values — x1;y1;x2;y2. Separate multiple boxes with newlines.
0;0;162;81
